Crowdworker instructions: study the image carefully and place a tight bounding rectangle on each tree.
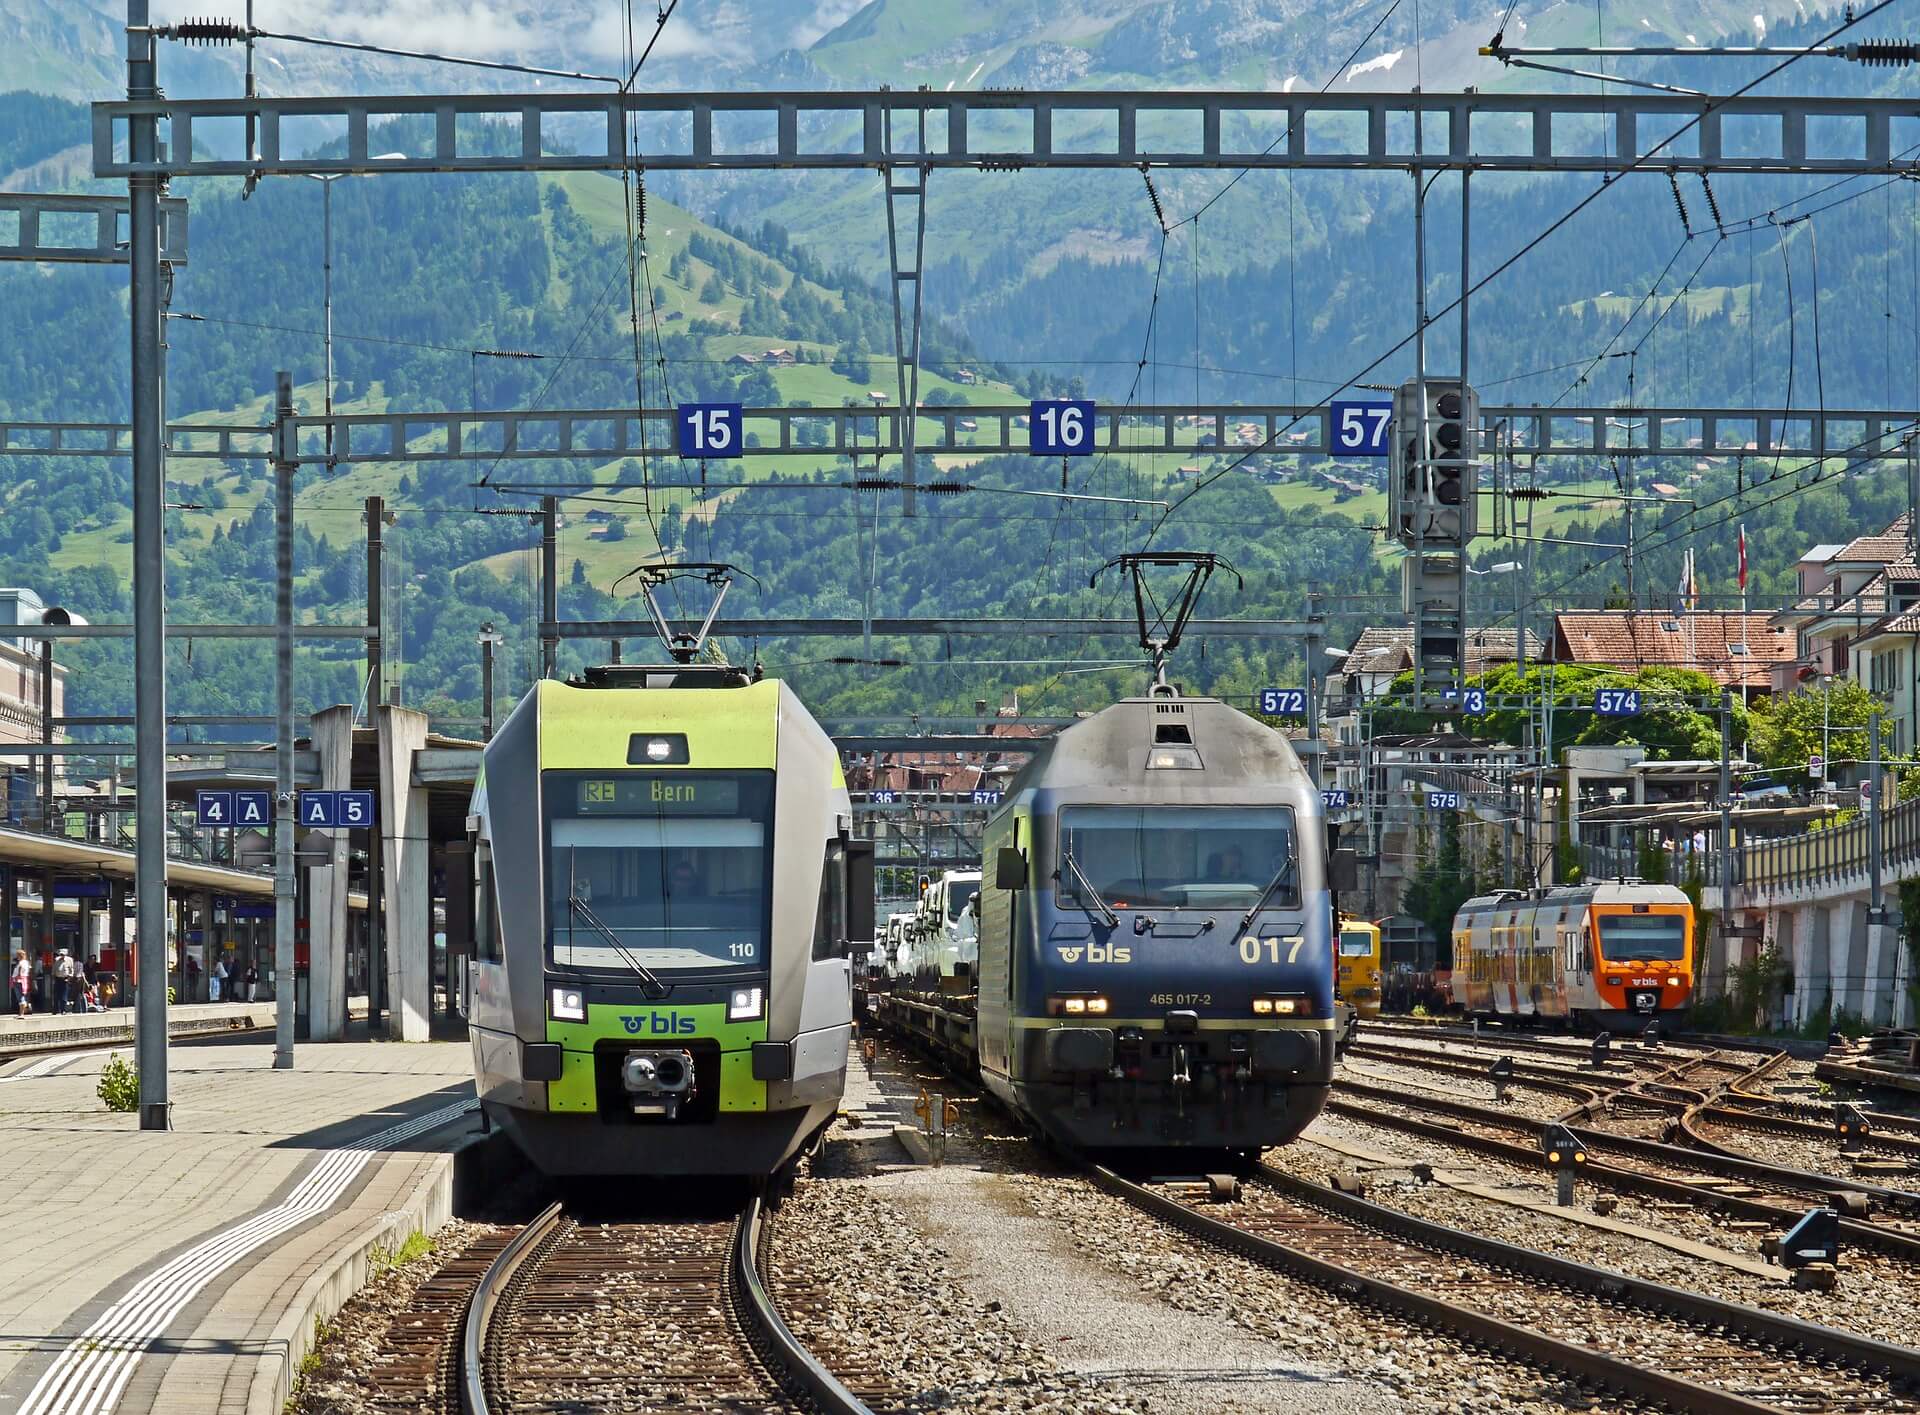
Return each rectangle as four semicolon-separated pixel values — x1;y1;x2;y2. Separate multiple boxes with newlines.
603;516;628;543
1748;678;1882;772
699;274;726;305
1400;816;1476;953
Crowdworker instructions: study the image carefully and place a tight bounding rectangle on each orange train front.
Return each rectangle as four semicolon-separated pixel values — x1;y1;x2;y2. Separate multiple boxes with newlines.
1450;883;1693;1033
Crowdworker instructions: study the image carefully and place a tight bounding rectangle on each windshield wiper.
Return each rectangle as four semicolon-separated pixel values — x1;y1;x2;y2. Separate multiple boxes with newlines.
1061;848;1119;929
568;893;668;999
1236;862;1297;940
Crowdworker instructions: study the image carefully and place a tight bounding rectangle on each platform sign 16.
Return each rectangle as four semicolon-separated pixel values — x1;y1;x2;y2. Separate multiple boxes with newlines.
1028;399;1096;456
1258;687;1308;717
1321;788;1351;809
1427;790;1461;810
676;402;744;459
1594;688;1642;716
1330;400;1393;457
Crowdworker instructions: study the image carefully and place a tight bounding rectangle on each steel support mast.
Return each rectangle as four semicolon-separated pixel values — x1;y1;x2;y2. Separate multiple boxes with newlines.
128;0;171;1129
272;371;296;1069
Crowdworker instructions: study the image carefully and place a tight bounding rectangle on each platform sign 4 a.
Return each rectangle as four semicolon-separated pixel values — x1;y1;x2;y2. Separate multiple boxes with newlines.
1028;399;1096;456
676;402;744;459
1330;400;1393;457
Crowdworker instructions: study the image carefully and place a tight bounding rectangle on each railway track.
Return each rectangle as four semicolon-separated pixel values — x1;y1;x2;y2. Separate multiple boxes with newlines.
1329;1078;1920;1261
1098;1160;1920;1413
456;1199;872;1415
1352;1033;1920;1180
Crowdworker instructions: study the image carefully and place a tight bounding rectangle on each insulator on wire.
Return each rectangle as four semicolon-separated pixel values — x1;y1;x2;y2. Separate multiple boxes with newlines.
852;476;899;491
169;18;247;44
634;174;647;238
1667;171;1691;238
1844;40;1917;66
1140;166;1167;232
1509;486;1548;502
925;480;969;494
1698;173;1724;236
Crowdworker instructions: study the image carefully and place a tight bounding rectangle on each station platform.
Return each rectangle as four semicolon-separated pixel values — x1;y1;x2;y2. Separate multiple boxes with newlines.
0;1028;479;1415
0;1002;289;1058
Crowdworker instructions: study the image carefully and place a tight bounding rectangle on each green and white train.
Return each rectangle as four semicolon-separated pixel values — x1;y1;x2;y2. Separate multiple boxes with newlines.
464;664;872;1177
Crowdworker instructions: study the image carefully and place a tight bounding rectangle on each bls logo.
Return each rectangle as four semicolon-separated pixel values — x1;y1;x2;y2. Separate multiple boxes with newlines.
1056;943;1132;964
619;1012;697;1036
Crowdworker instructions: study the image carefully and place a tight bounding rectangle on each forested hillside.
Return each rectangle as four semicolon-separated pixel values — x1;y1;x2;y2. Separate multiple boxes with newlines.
0;0;1915;730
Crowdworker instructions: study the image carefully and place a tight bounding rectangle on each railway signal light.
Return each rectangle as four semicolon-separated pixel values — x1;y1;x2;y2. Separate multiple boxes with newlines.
1542;1122;1587;1207
1835;1103;1872;1154
1389;377;1479;547
1488;1055;1514;1102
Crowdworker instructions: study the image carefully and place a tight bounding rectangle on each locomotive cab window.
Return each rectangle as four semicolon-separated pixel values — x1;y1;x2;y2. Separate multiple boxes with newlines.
544;770;773;975
1595;912;1687;963
1338;929;1375;957
1057;805;1297;910
474;839;500;964
812;840;847;962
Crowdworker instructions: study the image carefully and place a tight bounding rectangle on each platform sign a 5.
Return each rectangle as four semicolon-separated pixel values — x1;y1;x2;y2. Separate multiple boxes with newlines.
1330;400;1393;457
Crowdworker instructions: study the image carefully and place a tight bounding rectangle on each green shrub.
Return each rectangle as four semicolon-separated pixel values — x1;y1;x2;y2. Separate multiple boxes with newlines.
98;1054;139;1112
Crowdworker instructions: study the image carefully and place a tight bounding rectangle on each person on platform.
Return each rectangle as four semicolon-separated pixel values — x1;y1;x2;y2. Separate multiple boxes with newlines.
211;954;227;1004
9;949;29;1017
243;961;259;1003
51;948;76;1015
82;977;102;1012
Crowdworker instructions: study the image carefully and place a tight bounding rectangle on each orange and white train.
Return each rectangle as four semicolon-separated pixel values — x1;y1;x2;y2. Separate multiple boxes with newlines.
1450;883;1694;1033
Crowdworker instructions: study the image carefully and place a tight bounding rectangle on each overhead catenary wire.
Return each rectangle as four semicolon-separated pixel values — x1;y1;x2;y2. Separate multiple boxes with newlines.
1144;0;1902;548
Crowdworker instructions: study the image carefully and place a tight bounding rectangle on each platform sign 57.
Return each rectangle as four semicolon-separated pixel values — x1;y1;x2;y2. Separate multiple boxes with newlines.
1330;400;1393;457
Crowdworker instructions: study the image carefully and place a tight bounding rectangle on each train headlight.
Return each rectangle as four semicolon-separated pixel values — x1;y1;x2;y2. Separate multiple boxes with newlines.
1667;976;1682;987
1085;997;1110;1015
728;986;765;1022
1252;999;1274;1015
1255;996;1301;1016
550;986;586;1022
642;737;675;761
1061;997;1087;1014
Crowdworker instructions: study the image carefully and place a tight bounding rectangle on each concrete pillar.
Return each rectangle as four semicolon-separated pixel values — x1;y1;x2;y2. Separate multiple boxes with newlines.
1864;910;1901;1028
1834;896;1872;1024
1795;904;1831;1030
307;705;354;1041
376;704;432;1041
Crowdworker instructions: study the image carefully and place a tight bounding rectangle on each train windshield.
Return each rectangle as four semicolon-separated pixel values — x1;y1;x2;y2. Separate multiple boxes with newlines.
544;770;773;975
946;880;980;922
1595;912;1688;963
1339;929;1377;957
1057;805;1297;910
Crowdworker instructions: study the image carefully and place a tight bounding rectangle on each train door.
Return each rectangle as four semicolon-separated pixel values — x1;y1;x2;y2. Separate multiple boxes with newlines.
1564;912;1598;1018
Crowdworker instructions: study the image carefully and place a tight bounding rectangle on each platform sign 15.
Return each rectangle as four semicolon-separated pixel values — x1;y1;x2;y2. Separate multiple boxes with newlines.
676;402;744;459
1427;790;1461;810
1330;400;1393;457
1321;788;1351;809
1594;688;1642;716
1028;399;1096;456
1258;687;1308;717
